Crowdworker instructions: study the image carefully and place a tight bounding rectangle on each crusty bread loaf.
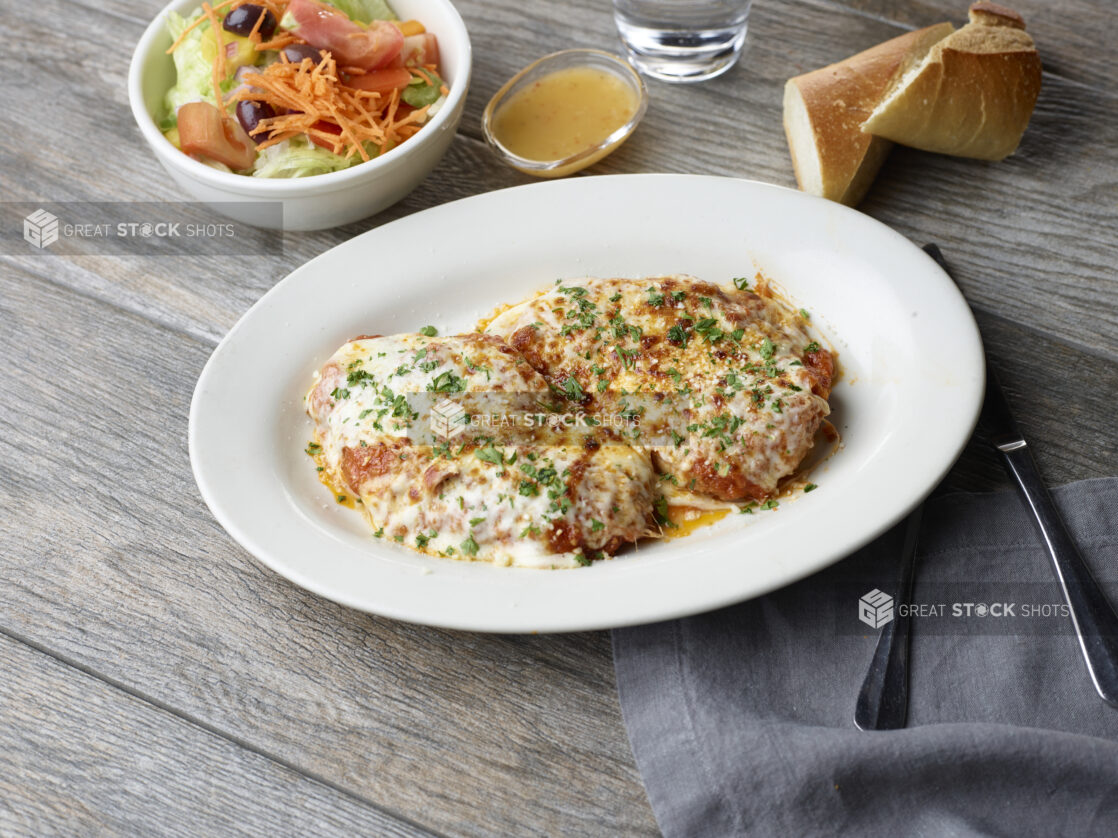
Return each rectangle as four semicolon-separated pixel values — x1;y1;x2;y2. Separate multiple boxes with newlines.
861;2;1042;160
783;23;954;206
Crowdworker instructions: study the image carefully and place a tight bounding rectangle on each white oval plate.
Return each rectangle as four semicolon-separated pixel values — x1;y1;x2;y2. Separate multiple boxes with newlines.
190;175;983;633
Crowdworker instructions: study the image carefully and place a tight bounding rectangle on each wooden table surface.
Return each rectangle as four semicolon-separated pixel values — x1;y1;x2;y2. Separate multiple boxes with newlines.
2;0;1115;834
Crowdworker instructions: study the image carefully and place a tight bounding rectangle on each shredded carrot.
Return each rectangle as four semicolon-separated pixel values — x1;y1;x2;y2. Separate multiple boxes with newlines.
247;5;266;42
166;0;441;163
232;49;440;162
201;2;226;103
165;0;237;54
383;85;401;135
255;0;287;22
439;84;449;96
255;31;301;51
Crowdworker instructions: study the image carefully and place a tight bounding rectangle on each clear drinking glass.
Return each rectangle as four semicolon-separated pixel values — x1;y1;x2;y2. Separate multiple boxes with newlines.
613;0;752;83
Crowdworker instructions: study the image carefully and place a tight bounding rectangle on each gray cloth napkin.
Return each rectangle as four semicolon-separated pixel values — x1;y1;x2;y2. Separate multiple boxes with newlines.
613;478;1118;838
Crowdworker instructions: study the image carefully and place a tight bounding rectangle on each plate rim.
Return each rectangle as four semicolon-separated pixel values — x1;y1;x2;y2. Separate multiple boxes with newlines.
189;174;985;632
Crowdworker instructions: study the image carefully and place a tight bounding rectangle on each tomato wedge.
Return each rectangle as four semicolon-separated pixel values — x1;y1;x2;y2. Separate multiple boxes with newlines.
306;119;343;151
387;34;440;70
177;102;256;170
343;67;413;95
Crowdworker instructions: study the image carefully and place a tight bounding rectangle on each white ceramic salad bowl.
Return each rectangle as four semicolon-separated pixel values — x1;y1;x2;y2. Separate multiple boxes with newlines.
128;0;472;231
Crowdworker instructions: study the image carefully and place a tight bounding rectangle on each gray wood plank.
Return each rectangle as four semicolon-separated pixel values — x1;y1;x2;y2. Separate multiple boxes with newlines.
0;633;431;838
5;132;527;347
1;0;1115;833
937;307;1118;494
1;0;1113;361
0;266;659;836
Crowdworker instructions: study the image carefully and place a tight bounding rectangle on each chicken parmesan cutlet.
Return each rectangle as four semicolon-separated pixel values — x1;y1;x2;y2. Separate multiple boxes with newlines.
484;276;834;502
306;332;657;568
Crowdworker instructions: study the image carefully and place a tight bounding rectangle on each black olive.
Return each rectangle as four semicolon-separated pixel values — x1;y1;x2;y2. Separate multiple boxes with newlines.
281;43;327;64
235;100;276;143
223;4;277;40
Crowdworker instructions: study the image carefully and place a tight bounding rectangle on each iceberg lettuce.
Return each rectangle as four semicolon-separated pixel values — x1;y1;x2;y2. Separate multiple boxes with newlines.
252;135;382;178
322;0;398;24
163;11;218;116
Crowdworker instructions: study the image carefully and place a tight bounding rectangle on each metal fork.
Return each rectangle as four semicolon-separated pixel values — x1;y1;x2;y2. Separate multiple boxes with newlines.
924;243;1118;707
855;244;1118;729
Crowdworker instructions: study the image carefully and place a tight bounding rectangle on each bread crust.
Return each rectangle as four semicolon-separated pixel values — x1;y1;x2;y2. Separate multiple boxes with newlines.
861;2;1041;160
783;23;954;205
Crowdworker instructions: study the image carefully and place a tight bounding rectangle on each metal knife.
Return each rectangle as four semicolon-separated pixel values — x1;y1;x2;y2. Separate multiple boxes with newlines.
924;243;1118;707
854;505;924;730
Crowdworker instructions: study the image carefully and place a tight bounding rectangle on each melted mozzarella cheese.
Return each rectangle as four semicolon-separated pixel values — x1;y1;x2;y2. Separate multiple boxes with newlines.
485;276;833;502
306;333;656;568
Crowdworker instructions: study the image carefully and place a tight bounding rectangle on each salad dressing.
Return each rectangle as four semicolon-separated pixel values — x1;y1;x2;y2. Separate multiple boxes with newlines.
491;66;639;163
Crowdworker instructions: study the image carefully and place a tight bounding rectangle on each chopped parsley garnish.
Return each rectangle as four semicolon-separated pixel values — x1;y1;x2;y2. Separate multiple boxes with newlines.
519;480;539;497
347;369;375;386
336;494;347;503
562;376;586;401
429;370;466;393
694;318;723;343
304;442;322;455
804;341;821;353
760;338;776;360
475;446;504;466
804;483;818;493
732;277;749;290
761;499;779;511
419;325;437;336
653;495;677;529
373;527;384;538
590;519;605;532
667;323;689;348
574;553;592;567
646;286;665;306
460;535;480;557
330;387;350;400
